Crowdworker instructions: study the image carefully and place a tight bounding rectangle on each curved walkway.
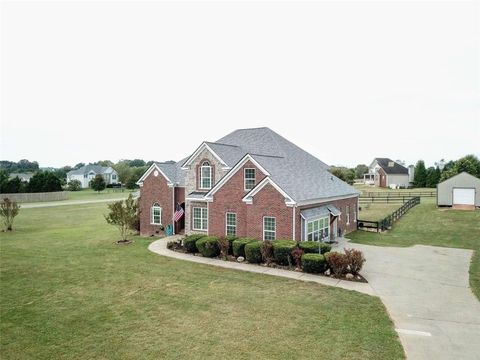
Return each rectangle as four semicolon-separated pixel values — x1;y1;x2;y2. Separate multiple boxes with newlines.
149;236;480;360
148;237;376;296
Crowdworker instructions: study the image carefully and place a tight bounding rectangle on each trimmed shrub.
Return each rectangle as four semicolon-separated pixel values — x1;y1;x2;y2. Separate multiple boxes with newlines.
299;241;332;254
344;248;365;275
291;248;304;268
245;241;262;263
196;236;220;258
301;254;326;274
217;237;230;259
226;235;237;255
183;234;205;253
272;240;297;266
261;240;274;264
325;252;349;277
232;238;257;258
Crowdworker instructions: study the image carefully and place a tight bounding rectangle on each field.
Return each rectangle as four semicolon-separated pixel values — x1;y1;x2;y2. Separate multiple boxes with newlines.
349;201;480;299
354;184;436;194
0;203;404;359
66;188;134;201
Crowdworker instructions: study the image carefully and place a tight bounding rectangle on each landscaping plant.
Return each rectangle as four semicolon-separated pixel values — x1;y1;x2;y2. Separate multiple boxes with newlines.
301;254;326;274
272;240;296;266
90;174;106;193
183;234;205;253
217;237;230;259
232;238;257;258
260;240;274;264
104;194;138;243
244;241;262;263
0;198;20;231
325;252;349;277
299;241;331;254
344;248;366;275
196;236;220;258
291;248;304;269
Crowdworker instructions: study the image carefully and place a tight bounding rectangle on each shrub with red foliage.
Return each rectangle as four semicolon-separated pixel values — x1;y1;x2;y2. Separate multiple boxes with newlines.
344;248;365;275
325;252;349;277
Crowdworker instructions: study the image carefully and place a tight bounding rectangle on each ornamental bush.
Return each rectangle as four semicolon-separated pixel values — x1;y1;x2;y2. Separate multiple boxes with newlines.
301;254;326;274
226;235;237;255
183;234;205;253
272;240;297;266
325;252;349;277
261;240;274;264
344;248;366;275
245;241;262;263
232;238;257;258
196;236;220;258
299;241;332;254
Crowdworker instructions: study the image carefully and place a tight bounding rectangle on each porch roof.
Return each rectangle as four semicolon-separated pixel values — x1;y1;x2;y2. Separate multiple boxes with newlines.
300;204;341;221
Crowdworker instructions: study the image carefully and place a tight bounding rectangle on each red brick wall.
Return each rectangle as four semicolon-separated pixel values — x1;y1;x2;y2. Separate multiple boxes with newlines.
245;183;294;240
209;161;267;238
139;171;173;236
379;168;387;188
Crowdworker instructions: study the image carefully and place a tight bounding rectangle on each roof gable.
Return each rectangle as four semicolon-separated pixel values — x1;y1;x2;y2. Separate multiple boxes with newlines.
181;142;230;169
373;158;408;175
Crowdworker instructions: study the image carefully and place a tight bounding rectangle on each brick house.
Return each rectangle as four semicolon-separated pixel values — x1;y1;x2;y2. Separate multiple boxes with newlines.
137;127;360;241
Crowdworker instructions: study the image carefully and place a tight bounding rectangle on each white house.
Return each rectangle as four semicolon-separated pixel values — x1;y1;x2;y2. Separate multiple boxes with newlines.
67;165;119;189
363;158;413;188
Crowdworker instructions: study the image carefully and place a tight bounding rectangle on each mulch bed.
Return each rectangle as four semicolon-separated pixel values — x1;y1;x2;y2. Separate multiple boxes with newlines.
167;241;367;283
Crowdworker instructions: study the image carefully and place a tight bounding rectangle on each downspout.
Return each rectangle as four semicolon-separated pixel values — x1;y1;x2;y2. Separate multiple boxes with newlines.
292;206;296;241
171;186;175;235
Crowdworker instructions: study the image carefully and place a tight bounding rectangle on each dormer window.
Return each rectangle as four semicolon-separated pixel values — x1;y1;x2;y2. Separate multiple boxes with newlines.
200;161;212;189
244;168;256;190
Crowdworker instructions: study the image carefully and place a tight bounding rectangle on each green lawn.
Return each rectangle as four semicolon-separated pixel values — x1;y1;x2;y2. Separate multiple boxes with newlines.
358;203;403;221
66;188;134;201
0;204;404;359
349;203;480;300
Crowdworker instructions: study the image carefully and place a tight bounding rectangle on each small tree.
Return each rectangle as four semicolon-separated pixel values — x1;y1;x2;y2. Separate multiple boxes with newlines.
0;198;20;231
413;160;427;188
67;179;82;191
105;194;138;243
90;174;106;193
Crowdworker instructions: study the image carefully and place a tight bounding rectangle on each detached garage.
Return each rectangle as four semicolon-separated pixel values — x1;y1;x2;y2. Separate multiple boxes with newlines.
437;172;480;210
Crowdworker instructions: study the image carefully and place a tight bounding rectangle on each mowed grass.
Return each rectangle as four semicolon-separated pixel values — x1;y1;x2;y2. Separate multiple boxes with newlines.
349;202;480;299
358;203;403;221
0;204;404;359
67;188;134;201
354;184;436;194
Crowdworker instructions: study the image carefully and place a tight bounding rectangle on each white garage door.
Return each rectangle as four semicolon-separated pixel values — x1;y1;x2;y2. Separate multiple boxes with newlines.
453;188;475;205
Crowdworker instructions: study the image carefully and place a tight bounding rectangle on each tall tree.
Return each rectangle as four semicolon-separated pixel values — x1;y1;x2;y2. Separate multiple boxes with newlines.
354;164;369;179
425;167;441;188
413;160;427;188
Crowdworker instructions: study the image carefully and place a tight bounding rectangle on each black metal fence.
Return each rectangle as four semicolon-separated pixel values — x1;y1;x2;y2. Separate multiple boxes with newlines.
357;196;421;233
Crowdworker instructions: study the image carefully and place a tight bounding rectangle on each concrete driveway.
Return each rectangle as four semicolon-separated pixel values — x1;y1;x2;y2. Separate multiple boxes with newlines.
336;238;480;360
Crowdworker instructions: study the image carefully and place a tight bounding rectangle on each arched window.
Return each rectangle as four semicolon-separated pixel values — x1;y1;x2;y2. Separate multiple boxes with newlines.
200;161;212;189
151;202;162;225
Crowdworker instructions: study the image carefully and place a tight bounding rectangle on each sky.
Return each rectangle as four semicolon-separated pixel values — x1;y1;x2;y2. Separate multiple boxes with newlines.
1;0;479;169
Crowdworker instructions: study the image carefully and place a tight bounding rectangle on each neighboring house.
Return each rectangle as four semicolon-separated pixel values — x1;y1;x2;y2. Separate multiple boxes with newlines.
67;165;119;189
9;173;33;182
437;172;480;210
137;127;360;241
364;158;413;188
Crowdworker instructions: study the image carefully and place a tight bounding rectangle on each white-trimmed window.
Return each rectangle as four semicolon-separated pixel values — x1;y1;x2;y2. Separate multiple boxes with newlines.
226;212;237;237
193;207;208;231
112;174;117;180
353;208;357;223
151;203;162;225
306;217;329;241
244;168;256;190
346;205;350;225
263;217;276;240
200;161;212;189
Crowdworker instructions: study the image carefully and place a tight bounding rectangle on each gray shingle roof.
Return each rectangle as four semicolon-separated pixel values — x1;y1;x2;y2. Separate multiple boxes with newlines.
151;127;359;202
67;165;111;176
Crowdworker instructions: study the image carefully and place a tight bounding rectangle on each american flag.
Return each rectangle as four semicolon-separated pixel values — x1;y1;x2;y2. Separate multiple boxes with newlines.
173;203;184;222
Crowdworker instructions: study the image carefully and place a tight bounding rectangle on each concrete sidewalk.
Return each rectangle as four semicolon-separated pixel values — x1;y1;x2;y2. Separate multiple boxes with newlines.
148;237;376;296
